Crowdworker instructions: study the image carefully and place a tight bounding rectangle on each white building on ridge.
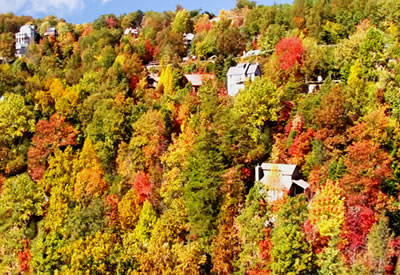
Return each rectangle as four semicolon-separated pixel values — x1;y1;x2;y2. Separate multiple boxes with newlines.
227;63;261;96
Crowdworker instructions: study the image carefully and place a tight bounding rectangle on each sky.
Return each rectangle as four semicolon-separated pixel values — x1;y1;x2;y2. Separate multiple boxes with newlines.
0;0;293;24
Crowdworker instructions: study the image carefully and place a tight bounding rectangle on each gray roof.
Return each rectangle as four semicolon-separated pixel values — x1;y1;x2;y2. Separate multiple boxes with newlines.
246;64;259;75
227;66;244;76
292;179;309;189
185;74;203;86
227;63;259;76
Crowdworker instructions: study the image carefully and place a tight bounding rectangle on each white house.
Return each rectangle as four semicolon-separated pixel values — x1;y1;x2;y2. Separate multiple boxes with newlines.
306;76;341;93
227;63;261;96
15;24;37;57
183;33;195;47
255;163;309;202
124;27;139;37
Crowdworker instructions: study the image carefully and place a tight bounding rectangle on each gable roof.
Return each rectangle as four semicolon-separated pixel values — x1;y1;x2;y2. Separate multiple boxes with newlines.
185;74;203;86
227;63;260;77
185;74;215;87
246;64;259;75
124;27;139;35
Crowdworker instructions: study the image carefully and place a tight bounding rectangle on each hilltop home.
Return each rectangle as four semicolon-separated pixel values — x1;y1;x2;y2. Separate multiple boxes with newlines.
255;163;309;202
124;27;139;37
227;63;261;96
15;24;37;57
44;26;57;37
183;33;195;47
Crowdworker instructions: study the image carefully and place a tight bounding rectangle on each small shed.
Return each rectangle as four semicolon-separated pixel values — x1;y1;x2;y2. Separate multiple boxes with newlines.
185;74;215;92
147;73;160;88
306;76;340;93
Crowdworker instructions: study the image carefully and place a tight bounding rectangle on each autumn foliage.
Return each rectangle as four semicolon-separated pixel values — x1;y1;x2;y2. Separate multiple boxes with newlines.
275;37;304;70
27;114;77;181
18;239;31;273
2;2;400;274
132;171;152;203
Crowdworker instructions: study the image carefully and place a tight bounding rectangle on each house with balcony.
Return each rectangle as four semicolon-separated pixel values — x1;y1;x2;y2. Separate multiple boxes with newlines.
227;63;261;96
15;24;38;57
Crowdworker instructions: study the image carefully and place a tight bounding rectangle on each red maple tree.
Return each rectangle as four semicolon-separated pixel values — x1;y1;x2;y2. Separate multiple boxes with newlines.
18;239;31;273
132;171;152;203
275;37;304;71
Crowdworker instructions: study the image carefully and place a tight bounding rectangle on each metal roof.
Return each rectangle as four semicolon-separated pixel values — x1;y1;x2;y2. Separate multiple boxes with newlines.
246;64;259;75
227;63;260;77
185;74;215;87
185;74;203;86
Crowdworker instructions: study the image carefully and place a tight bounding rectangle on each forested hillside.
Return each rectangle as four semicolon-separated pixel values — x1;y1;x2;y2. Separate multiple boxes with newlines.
1;0;400;273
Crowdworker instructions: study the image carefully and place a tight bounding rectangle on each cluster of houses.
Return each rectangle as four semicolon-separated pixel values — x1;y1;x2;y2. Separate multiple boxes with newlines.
14;24;58;57
13;23;311;208
13;24;329;97
146;62;262;97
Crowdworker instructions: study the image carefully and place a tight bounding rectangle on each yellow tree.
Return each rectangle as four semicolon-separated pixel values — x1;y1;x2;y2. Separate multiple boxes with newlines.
157;64;174;95
308;181;345;237
73;138;107;202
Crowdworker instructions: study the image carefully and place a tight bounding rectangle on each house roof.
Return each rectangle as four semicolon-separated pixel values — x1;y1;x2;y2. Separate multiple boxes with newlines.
185;74;203;86
19;24;35;33
243;49;261;58
44;27;57;36
292;179;309;190
183;33;195;41
185;74;215;87
227;63;260;77
246;64;259;75
260;163;297;177
124;28;139;35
